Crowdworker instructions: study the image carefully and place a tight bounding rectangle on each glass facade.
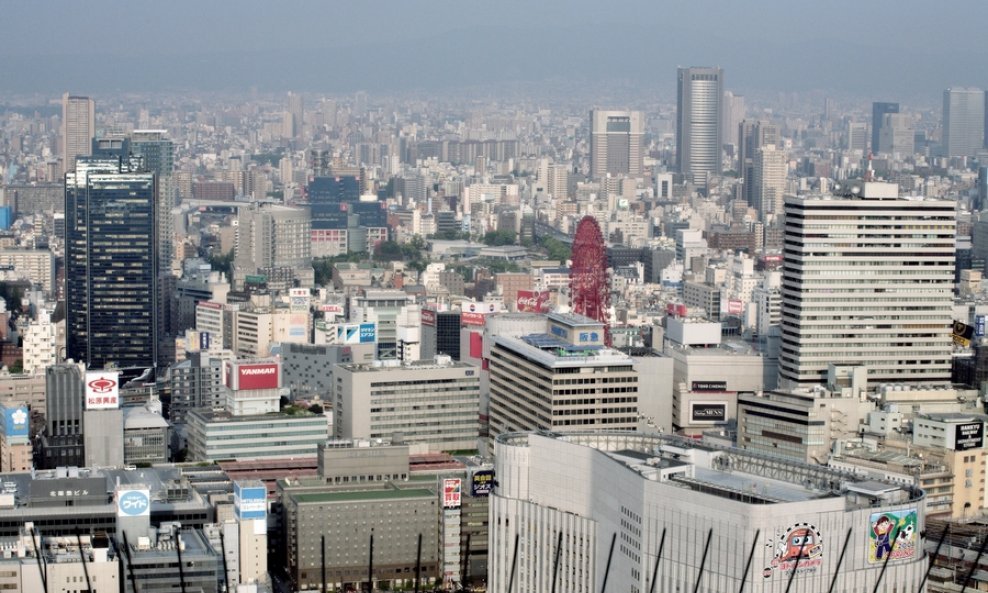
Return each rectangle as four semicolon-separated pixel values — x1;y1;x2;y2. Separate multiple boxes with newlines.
65;157;158;372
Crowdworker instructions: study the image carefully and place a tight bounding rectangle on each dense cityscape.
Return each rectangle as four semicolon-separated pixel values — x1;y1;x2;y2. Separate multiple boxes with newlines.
3;4;988;592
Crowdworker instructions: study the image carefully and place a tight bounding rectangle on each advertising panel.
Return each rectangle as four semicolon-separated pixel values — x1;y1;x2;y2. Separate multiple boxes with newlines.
3;406;29;438
336;323;377;345
690;402;727;424
691;381;727;392
471;470;494;497
867;509;917;564
289;288;310;313
461;312;486;327
516;290;550;313
955;423;984;451
319;304;344;315
85;371;120;410
234;482;268;521
443;478;462;509
978;315;986;338
197;301;222;310
421;309;437;327
237;363;280;391
763;523;823;578
953;321;974;347
117;489;151;517
728;299;744;315
200;332;211;351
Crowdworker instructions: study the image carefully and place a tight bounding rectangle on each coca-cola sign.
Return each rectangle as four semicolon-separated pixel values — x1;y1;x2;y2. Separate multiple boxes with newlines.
516;290;550;313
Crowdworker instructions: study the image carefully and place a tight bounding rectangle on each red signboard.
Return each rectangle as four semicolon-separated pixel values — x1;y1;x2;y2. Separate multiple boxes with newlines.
237;363;280;390
461;311;486;327
728;299;744;315
516;290;550;313
421;309;437;327
198;301;222;310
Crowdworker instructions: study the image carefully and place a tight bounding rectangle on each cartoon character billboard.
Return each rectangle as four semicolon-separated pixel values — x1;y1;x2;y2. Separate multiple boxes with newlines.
867;509;917;564
763;523;823;578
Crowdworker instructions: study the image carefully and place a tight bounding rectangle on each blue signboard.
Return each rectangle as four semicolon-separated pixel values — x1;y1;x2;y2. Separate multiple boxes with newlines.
234;482;268;520
3;406;28;438
359;323;376;343
977;316;986;338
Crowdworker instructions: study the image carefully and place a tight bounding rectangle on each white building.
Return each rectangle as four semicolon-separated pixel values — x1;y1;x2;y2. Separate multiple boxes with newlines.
21;309;56;375
779;182;955;388
490;431;927;593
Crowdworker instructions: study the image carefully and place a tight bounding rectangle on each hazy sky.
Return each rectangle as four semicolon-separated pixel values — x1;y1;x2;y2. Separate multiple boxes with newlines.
4;0;987;102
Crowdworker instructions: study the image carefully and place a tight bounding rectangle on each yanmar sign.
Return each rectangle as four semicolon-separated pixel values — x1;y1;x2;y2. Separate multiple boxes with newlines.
236;363;280;390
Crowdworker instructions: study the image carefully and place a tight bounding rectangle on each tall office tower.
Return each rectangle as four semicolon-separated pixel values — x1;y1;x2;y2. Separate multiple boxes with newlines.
38;362;87;469
977;166;988;212
871;102;899;153
878;113;915;156
778;182;955;388
287;92;304;139
61;93;95;173
589;110;644;179
943;87;986;157
846;121;868;152
738;120;780;205
676;66;724;183
233;203;313;290
751;145;787;221
131;130;176;274
722;91;746;160
65;156;158;374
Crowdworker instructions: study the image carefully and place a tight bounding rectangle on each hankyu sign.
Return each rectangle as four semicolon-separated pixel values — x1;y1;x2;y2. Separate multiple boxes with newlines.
85;371;120;410
421;309;437;327
3;406;29;438
443;478;462;509
237;363;280;390
117;489;150;517
954;422;984;451
690;402;727;424
516;290;550;313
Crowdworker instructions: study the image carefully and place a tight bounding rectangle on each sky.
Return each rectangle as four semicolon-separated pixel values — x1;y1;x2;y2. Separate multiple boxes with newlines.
3;0;987;102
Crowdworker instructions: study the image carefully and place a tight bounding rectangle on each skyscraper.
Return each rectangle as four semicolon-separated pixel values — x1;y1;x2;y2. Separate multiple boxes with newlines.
878;113;915;156
65;154;158;373
676;66;724;183
943;87;986;157
588;110;644;178
871;102;899;154
738;120;780;205
778;182;955;388
287;92;304;139
61;93;95;173
751;145;787;221
130;130;176;273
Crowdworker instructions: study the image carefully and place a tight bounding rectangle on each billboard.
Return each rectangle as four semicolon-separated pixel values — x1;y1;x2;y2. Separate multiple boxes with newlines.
421;308;437;327
319;304;344;315
236;363;280;391
727;299;744;315
955;423;984;451
234;482;267;521
516;290;550;313
763;523;823;578
867;509;917;564
443;478;462;509
85;371;120;410
461;312;486;327
3;406;29;438
117;489;151;517
691;381;727;392
289;288;310;313
690;402;727;424
200;331;211;351
978;315;986;338
471;470;494;497
335;323;377;345
953;321;974;347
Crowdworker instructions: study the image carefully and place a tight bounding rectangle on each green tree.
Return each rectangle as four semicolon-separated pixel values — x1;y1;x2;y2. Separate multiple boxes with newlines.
483;230;516;246
207;250;234;279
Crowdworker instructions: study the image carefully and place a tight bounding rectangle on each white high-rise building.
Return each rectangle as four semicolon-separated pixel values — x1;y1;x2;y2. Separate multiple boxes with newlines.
943;87;986;158
677;67;724;184
61;93;95;174
751;145;787;221
589;110;644;179
778;182;955;388
22;310;57;375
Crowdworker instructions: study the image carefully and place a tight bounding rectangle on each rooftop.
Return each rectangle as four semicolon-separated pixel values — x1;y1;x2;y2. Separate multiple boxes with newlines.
292;487;434;504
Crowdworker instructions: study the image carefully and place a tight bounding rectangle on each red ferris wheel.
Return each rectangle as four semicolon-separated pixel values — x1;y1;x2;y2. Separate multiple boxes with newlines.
569;215;611;345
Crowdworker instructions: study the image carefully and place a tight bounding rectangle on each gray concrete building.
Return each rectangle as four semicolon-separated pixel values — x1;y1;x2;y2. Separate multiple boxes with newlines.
333;357;480;452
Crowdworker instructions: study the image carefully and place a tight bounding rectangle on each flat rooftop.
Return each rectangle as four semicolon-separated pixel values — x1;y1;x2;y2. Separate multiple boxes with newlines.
292;487;434;504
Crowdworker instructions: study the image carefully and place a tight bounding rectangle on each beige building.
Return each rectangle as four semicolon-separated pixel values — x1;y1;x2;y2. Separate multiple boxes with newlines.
233;203;313;290
61;93;95;174
0;527;119;593
0;249;55;296
333;357;480;452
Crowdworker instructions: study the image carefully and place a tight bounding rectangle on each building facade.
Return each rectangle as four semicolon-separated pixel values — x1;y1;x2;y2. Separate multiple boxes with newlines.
589;110;644;179
677;67;724;184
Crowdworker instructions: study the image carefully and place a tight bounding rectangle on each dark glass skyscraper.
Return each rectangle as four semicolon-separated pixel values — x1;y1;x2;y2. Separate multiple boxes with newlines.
871;102;899;153
65;155;158;374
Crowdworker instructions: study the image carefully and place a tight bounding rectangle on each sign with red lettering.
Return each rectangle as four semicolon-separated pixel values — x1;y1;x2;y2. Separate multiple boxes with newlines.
461;312;486;327
85;371;120;410
421;308;437;327
516;290;550;313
